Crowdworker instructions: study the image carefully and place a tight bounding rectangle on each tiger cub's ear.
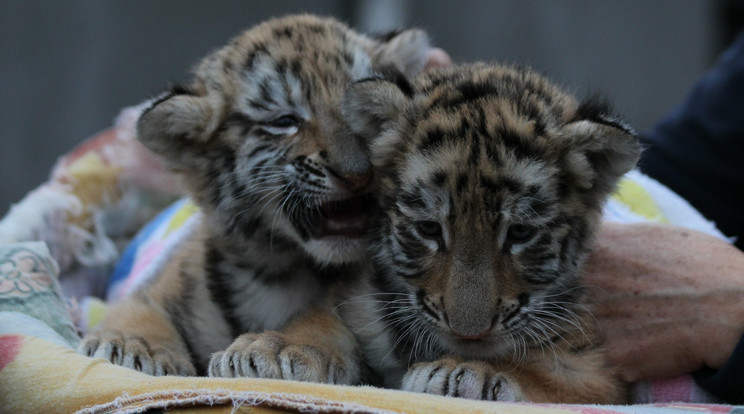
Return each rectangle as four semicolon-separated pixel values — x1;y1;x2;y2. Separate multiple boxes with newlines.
357;28;449;135
560;98;642;196
342;75;413;168
373;29;447;78
136;87;220;168
342;77;409;140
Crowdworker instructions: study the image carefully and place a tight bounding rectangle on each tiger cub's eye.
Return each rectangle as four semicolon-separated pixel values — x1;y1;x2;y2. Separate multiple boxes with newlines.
415;221;442;238
507;224;535;243
269;114;302;128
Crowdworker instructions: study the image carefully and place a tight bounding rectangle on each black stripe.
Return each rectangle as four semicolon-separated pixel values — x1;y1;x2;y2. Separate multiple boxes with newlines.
397;269;427;279
417;290;439;320
305;23;326;35
456;173;469;195
248;99;270;111
427;364;443;382
161;269;204;374
444;369;453;396
205;244;243;339
481;375;491;400
249;158;269;177
524;267;560;285
468;132;482;165
273;26;293;39
395;227;430;261
399;190;426;210
373;28;405;43
426;81;502;112
499;176;524;194
227;169;248;202
354;67;414;100
302;163;326;178
258;79;277;105
244;43;268;69
205;166;223;210
141;84;194;117
476;105;488;137
419;127;447;152
459;81;500;102
432;170;448;187
499;129;544;160
378;65;414;98
574;96;635;135
290;59;303;80
204;147;237;210
247;144;271;159
484;139;501;164
479;176;500;194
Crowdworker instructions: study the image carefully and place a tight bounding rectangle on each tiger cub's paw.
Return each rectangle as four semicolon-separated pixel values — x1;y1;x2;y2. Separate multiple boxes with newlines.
402;357;523;401
78;331;196;376
208;332;354;384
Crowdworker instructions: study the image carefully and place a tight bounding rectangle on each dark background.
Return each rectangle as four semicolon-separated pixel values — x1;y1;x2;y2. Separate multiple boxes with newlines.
2;0;742;216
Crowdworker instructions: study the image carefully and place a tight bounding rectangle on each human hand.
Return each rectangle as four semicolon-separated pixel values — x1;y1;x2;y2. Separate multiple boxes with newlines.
582;222;744;382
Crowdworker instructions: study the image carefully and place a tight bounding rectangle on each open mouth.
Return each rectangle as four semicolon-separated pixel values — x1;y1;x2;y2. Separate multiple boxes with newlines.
299;193;375;239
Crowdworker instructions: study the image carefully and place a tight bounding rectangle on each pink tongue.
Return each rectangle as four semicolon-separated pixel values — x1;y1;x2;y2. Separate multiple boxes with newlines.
326;215;366;233
312;196;370;238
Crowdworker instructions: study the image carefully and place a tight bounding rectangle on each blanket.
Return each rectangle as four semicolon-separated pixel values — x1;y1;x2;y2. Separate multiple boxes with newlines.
0;105;738;413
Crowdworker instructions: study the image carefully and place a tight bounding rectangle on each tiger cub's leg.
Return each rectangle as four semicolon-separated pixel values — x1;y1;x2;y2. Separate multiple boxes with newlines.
403;349;625;403
78;296;196;376
209;308;361;384
505;346;626;403
78;244;212;376
403;356;523;401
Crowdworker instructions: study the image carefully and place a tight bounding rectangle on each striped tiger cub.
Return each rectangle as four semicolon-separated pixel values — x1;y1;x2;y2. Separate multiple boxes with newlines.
340;62;640;402
79;14;441;383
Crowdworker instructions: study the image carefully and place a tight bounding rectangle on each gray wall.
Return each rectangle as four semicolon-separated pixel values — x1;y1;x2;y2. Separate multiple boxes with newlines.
0;1;724;216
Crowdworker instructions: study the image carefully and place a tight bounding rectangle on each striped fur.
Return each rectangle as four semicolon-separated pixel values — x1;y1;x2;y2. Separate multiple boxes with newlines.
79;15;435;383
341;63;641;402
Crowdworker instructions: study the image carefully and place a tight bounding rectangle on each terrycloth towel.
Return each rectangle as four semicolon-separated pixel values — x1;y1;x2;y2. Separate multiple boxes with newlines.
0;311;741;414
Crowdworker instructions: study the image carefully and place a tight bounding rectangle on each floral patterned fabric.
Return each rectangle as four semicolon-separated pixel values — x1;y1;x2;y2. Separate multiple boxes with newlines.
0;242;79;347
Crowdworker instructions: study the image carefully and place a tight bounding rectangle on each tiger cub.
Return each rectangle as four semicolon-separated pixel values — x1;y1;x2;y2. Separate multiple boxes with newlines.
340;63;640;402
79;14;441;382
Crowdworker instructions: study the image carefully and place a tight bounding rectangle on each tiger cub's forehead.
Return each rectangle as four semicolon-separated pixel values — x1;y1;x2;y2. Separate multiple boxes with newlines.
395;64;576;217
196;15;376;110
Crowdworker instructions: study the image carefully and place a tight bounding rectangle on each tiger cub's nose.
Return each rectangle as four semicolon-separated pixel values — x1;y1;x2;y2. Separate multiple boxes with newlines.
330;169;372;192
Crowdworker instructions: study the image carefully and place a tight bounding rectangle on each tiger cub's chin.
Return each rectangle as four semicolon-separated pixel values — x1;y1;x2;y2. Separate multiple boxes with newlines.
342;62;640;403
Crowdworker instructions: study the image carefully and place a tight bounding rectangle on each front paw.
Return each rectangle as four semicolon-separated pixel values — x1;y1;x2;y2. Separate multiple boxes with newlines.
208;332;352;384
402;357;522;401
79;331;196;376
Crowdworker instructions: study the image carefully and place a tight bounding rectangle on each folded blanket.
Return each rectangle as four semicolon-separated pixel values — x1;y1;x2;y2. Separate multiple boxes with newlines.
106;198;201;302
0;104;182;301
0;311;738;414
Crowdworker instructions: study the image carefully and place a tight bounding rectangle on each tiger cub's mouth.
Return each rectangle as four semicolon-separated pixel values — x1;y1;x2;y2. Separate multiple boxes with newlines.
300;193;375;239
